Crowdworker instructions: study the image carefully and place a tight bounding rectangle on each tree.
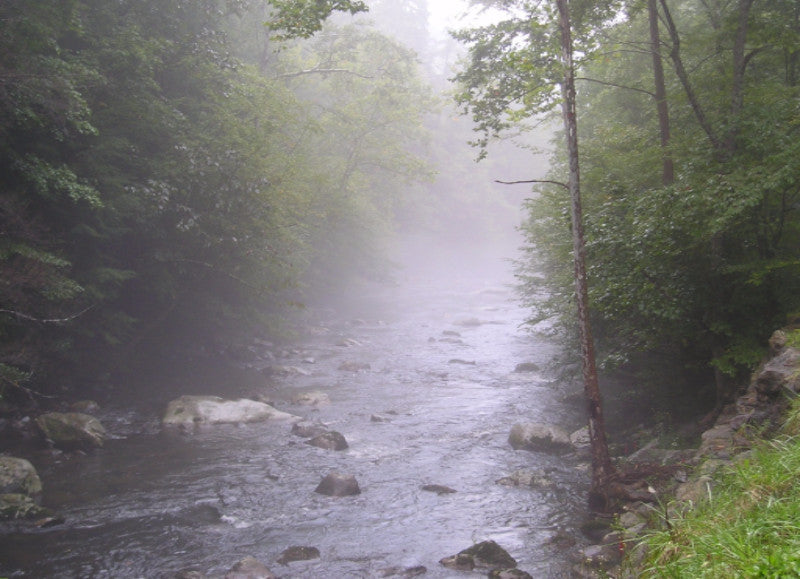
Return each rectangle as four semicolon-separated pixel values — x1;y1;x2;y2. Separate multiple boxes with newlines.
453;0;618;508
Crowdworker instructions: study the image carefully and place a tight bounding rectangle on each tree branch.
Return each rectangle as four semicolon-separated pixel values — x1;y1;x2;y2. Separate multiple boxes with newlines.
278;67;373;79
575;76;656;98
0;306;93;325
495;178;569;189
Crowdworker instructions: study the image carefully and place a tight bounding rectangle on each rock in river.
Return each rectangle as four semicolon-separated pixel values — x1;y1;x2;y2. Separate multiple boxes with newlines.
35;412;106;450
0;456;42;496
163;395;299;427
314;472;361;496
224;555;276;578
306;430;348;451
508;422;572;454
440;540;517;571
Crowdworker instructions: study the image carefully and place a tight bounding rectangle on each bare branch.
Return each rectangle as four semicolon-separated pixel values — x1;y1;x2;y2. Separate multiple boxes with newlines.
495;178;569;189
0;306;93;325
278;67;373;79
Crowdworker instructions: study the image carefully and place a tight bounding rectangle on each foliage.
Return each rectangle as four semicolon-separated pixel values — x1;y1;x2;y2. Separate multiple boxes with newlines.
640;400;800;577
0;0;437;396
514;0;800;415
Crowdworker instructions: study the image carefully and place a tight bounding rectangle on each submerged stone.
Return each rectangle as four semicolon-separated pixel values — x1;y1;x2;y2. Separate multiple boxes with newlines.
162;395;298;427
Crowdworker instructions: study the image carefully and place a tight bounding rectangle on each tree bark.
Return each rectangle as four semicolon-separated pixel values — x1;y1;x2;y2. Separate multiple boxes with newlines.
556;0;615;511
648;0;674;185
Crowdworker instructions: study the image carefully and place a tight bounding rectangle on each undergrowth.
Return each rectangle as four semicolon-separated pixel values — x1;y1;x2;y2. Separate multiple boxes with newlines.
638;399;800;577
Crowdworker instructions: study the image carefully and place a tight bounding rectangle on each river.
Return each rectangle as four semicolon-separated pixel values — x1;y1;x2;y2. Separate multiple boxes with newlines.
0;240;590;578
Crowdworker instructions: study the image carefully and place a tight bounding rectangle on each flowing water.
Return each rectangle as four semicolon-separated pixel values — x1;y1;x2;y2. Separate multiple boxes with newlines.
0;243;590;578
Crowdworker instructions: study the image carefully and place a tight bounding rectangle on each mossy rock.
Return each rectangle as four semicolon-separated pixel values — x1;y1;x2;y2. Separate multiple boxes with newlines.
35;412;106;450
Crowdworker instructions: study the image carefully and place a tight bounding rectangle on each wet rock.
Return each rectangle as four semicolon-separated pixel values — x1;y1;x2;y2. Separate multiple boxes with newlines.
261;365;311;378
306;430;348;451
508;422;571;454
489;569;533;579
377;565;427;577
0;493;53;520
440;540;517;571
576;542;623;573
513;362;540;373
291;419;329;438
421;484;457;494
453;317;482;327
338;361;371;372
448;358;475;365
496;469;552;488
755;347;800;397
370;414;391;423
276;546;320;565
569;426;591;449
162;395;299;427
291;390;330;406
442;330;461;337
175;569;207;579
0;456;42;495
35;412;106;450
224;555;276;578
314;472;361;496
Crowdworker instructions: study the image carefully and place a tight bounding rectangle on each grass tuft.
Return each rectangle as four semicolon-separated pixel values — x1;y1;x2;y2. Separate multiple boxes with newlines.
638;399;800;577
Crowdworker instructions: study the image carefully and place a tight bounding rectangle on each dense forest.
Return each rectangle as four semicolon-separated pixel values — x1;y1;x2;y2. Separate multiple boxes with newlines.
455;0;800;428
0;0;529;405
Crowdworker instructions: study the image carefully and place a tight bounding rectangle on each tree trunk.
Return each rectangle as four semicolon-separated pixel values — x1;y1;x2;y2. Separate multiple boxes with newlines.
648;0;674;185
556;0;615;511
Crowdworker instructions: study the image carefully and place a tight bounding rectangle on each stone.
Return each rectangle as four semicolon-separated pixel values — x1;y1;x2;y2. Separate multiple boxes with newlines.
276;546;320;565
440;540;517;571
35;412;106;450
377;565;427;577
489;569;534;579
569;426;591;448
162;396;298;427
306;431;348;451
513;362;540;373
0;493;52;520
338;361;371;372
495;469;552;488
508;422;572;454
291;420;329;438
421;484;457;494
224;555;276;578
314;472;361;496
69;400;100;414
755;347;800;397
291;390;330;406
0;456;42;495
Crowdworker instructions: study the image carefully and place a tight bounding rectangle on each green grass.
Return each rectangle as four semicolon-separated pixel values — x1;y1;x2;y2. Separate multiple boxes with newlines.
638;401;800;578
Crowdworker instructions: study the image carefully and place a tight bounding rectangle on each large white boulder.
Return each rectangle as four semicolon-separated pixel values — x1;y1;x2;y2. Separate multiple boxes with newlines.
163;395;299;427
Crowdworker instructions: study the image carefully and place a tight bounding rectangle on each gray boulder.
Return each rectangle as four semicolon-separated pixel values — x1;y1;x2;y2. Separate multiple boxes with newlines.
306;431;348;451
0;456;42;495
755;347;800;397
508;422;572;454
224;555;276;579
36;412;106;450
163;395;299;427
314;472;361;497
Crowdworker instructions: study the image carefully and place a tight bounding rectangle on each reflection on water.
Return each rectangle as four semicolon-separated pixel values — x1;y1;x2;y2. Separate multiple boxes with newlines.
0;252;589;578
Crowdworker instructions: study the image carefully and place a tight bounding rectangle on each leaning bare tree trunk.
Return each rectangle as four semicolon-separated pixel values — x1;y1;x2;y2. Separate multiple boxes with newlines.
556;0;615;511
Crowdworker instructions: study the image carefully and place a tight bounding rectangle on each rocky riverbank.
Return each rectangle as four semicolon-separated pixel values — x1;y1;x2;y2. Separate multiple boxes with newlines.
574;327;800;577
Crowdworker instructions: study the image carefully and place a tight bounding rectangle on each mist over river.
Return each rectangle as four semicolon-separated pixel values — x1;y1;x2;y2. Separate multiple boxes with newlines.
0;238;590;578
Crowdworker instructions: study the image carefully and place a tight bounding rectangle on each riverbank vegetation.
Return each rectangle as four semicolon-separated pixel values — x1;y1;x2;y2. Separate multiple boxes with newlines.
640;395;800;577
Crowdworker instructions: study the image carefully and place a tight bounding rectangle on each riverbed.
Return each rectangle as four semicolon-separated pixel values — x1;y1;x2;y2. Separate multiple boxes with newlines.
0;243;590;577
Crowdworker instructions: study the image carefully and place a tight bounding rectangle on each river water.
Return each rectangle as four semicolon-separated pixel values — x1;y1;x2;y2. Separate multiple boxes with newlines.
0;242;590;578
